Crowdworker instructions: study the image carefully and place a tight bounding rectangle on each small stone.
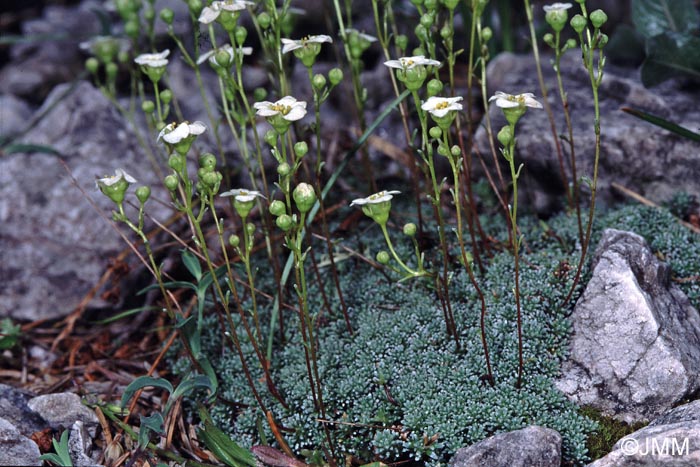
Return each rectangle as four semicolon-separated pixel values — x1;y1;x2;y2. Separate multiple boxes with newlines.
27;393;98;435
0;417;41;466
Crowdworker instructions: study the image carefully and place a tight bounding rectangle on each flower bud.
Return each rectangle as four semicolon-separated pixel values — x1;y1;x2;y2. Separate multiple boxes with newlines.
481;27;493;43
565;38;577;50
312;73;326;93
142;100;155;114
424;0;438;10
160;8;174;24
136;185;151;204
106;62;118;80
426;79;443;97
86;57;99;74
187;0;202;16
543;33;554;48
264;130;277;147
437;143;449;157
590;9;608;29
293;141;308;159
269;200;286;216
160;89;173;104
234;26;248;45
497;125;514;147
414;24;428;42
246;222;255;235
164;174;179;191
545;7;570;33
144;6;155;22
376;251;390;264
253;87;267;102
277;162;291;176
328;68;343;86
199;153;217;169
440;24;453;40
125;19;139;39
395;35;408;51
429;126;442;139
202;171;221;188
570;14;587;34
257;12;271;29
229;234;240;247
597;33;609;48
403;223;417;237
293;183;316;214
168;153;185;171
276;214;294;231
420;13;433;29
443;0;459;10
450;145;461;157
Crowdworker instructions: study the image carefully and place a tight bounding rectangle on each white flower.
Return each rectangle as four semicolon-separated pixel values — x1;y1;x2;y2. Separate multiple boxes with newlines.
350;190;401;207
383;55;441;70
198;0;253;24
421;96;463;118
96;169;136;188
543;3;573;13
281;35;333;54
157;121;207;144
196;44;253;66
344;28;378;43
134;49;170;68
253;96;307;122
489;91;543;109
80;36;130;57
220;188;266;202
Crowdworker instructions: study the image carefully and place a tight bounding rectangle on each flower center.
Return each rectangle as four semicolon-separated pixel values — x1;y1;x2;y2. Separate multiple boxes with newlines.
435;101;449;110
270;104;292;115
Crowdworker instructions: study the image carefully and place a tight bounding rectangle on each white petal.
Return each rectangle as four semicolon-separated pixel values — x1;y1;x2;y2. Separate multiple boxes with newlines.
189;121;207;135
310;34;333;44
281;39;300;54
116;169;137;183
196;50;215;65
198;7;220;24
163;122;189;143
277;96;300;107
284;105;307;121
383;59;403;69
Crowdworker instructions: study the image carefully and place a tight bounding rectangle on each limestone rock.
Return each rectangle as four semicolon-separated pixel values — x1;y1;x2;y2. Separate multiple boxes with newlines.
0;94;33;138
27;393;99;434
450;426;561;467
475;52;700;215
0;417;41;466
589;400;700;466
557;229;700;423
0;384;47;437
0;80;171;321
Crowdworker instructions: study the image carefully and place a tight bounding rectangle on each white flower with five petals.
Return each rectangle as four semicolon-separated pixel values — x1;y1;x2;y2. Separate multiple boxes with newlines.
134;49;170;68
198;0;253;24
196;44;253;66
253;96;307;122
281;35;333;54
421;96;463;118
96;169;136;189
543;3;573;13
383;55;441;70
350;190;401;207
489;91;543;109
220;188;266;202
157;121;207;144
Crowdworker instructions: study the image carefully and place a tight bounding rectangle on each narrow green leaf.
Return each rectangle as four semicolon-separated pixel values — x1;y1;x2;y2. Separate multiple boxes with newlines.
120;376;173;408
181;249;202;282
2;143;61;156
91;306;160;324
198;423;258;467
621;106;700;142
632;0;699;38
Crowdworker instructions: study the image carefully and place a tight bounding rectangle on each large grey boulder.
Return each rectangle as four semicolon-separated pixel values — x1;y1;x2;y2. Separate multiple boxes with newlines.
450;426;561;467
0;80;171;321
557;229;700;423
475;52;700;215
589;400;700;466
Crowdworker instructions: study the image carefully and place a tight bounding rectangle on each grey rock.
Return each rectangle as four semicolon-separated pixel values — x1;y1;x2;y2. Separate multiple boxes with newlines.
0;1;101;100
0;94;33;138
450;426;561;467
0;417;41;466
475;52;700;215
69;421;103;467
27;392;99;435
0;80;172;321
589;400;700;466
557;229;700;423
0;384;47;437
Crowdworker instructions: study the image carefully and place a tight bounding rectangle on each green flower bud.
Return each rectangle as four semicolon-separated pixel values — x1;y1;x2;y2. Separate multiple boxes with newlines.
187;0;202;16
246;222;255;235
481;27;493;43
312;73;326;93
426;79;443;97
253;87;267;102
202;171;221;189
160;89;173;105
376;251;390;264
450;145;461;157
443;0;459;11
168;153;185;171
570;14;587;34
164;174;179;191
328;67;343;86
403;223;417;237
229;234;240;247
144;6;155;22
277;162;291;176
420;13;433;29
395;35;408;51
414;24;428;42
590;9;608;29
257;12;271;29
440;24;453;40
293;182;316;214
276;214;294;231
429;126;442;139
234;26;248;46
135;185;151;204
597;33;609;48
141;100;155;114
125;19;140;40
543;33;554;48
269;200;286;216
160;8;174;24
264;130;277;147
199;153;217;169
565;38;577;50
424;0;438;10
545;6;570;33
293;141;308;159
214;49;232;69
106;62;118;81
497;125;514;147
437;143;449;157
86;57;99;74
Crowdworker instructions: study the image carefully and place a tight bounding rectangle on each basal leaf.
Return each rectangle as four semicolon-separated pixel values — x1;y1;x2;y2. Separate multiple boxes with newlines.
632;0;699;38
641;32;700;86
